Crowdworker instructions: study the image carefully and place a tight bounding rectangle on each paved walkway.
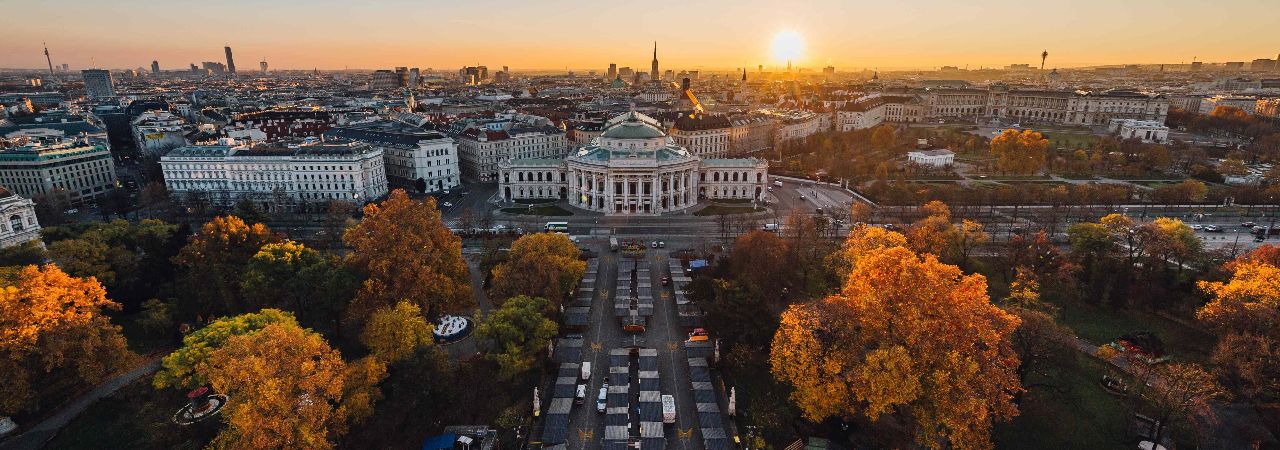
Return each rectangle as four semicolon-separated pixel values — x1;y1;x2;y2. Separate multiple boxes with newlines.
0;357;163;450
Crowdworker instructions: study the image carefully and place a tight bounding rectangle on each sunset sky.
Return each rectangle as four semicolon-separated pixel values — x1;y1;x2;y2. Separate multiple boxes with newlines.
3;0;1277;72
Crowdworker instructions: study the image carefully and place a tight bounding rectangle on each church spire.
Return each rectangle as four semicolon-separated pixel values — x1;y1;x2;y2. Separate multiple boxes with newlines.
650;41;660;83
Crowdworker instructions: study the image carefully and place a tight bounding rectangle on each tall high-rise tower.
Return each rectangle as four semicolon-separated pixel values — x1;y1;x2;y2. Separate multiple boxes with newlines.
43;42;55;76
224;46;237;74
81;69;116;99
260;59;268;73
151;60;160;74
651;42;659;83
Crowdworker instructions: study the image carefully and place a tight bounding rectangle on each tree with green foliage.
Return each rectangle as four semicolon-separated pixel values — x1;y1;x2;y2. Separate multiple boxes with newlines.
360;301;435;364
0;240;46;267
153;308;298;390
173;216;281;318
240;240;359;334
476;295;557;379
43;219;181;305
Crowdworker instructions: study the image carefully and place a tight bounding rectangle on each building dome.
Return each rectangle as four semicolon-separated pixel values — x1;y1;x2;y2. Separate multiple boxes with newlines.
599;119;666;139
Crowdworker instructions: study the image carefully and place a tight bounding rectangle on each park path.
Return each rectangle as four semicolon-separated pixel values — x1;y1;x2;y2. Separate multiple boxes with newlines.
0;357;163;450
1059;332;1276;448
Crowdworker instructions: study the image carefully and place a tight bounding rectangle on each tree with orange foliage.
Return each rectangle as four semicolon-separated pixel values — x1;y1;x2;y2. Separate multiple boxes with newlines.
1130;362;1227;450
1224;244;1280;273
830;224;908;278
908;200;955;259
173;215;281;318
770;246;1022;450
953;219;989;270
0;265;135;415
1197;261;1280;398
990;129;1048;175
850;202;874;224
343;189;472;324
202;321;385;450
490;233;585;307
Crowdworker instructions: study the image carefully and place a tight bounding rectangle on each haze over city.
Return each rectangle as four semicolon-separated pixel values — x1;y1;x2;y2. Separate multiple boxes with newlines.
3;0;1278;70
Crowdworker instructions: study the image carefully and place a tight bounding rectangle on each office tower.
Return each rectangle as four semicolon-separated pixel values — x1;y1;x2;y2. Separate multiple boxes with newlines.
190;63;199;73
260;59;268;73
395;67;409;87
151;60;160;74
409;67;420;86
224;46;236;74
608;63;617;80
81;69;116;99
651;42;659;83
61;63;68;72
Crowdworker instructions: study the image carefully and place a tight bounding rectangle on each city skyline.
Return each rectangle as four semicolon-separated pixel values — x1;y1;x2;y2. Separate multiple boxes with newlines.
3;0;1278;71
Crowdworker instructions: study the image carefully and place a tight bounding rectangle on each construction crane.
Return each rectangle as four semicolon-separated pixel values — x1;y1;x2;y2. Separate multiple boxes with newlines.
670;81;704;119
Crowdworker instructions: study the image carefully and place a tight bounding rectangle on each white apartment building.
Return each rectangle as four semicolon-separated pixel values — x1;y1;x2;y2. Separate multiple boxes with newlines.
0;137;118;204
728;115;774;155
161;138;388;209
131;110;188;155
758;109;823;145
669;115;731;157
0;188;40;249
325;120;460;193
1109;119;1170;143
839;86;1169;129
450;113;567;183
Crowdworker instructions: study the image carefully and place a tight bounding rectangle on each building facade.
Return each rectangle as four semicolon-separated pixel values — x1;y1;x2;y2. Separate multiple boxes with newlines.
1109;119;1170;143
839;86;1169;130
668;115;730;157
0;137;117;204
450;113;567;183
161;138;388;209
325;120;461;193
130;110;188;155
0;188;40;249
498;112;767;216
81;69;116;99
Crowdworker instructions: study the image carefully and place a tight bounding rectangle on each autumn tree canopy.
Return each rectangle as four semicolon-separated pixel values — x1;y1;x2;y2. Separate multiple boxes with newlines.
154;308;299;390
1197;261;1280;397
202;321;386;450
0;265;135;415
343;189;472;324
990;129;1048;175
490;232;585;306
360;301;435;364
770;246;1022;450
173;216;282;318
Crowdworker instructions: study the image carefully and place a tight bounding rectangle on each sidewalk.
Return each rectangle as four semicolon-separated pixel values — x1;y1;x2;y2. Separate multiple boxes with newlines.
0;357;163;450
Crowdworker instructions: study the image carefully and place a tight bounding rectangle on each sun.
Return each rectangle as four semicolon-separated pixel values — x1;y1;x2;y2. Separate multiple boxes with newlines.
770;30;806;64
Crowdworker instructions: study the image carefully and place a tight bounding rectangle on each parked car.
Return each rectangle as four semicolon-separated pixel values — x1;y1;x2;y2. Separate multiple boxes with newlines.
1204;225;1223;233
658;241;665;248
1242;222;1257;228
1191;224;1204;231
651;241;659;248
596;386;608;413
575;384;587;405
580;362;591;381
442;201;453;208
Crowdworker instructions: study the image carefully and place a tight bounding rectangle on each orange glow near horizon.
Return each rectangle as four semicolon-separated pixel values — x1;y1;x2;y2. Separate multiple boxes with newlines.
2;0;1277;71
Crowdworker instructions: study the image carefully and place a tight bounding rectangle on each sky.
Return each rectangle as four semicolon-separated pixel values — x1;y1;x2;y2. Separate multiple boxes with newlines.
2;0;1277;72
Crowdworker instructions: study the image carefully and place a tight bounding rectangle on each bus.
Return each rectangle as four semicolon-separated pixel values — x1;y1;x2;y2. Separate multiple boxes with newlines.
544;221;569;234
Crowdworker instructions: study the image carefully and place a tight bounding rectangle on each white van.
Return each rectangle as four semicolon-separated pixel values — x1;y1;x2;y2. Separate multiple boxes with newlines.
596;387;608;413
661;394;676;424
580;362;592;381
575;384;587;405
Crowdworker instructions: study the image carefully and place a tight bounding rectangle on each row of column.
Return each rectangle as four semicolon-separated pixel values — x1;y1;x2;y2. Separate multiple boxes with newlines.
567;168;698;215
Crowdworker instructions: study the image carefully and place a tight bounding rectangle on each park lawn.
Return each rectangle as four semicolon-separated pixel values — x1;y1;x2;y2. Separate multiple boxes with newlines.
500;205;574;216
1042;132;1101;149
994;351;1131;449
46;378;220;450
1048;295;1215;364
694;205;761;216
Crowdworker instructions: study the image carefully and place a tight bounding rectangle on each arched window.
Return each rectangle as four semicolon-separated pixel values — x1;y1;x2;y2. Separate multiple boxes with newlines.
10;215;23;232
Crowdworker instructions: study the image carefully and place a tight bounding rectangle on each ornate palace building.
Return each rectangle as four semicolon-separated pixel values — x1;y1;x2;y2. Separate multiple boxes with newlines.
498;112;768;215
